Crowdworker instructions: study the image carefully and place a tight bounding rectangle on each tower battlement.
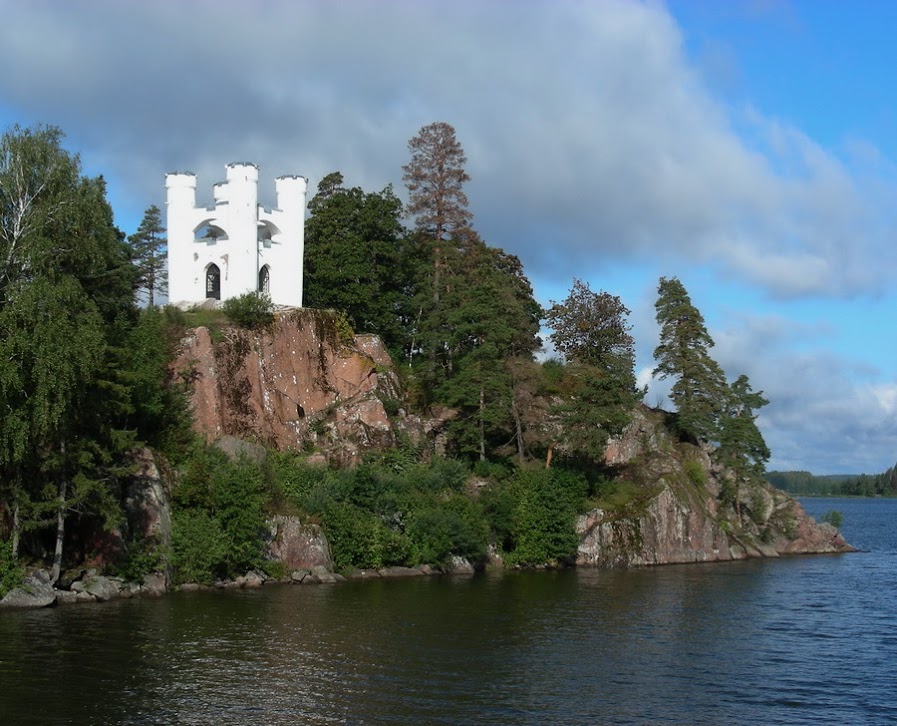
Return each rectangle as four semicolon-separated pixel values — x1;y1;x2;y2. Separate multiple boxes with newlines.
166;163;307;307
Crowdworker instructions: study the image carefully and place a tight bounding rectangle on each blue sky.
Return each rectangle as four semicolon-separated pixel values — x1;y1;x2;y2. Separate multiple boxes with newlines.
1;0;894;474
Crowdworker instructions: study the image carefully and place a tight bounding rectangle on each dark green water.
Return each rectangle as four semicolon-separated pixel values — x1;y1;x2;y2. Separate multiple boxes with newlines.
2;497;895;725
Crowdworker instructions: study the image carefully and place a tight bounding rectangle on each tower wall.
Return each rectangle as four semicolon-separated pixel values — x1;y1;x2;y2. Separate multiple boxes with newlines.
165;163;306;307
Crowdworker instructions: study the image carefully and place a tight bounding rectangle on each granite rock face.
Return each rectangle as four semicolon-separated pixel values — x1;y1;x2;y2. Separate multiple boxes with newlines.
577;407;854;567
173;309;445;465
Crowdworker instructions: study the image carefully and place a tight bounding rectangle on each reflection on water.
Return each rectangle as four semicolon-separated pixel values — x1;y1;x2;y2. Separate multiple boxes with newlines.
1;498;895;725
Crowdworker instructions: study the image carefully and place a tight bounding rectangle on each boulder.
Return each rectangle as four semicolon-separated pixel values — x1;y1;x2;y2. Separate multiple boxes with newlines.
311;565;337;584
377;566;425;578
266;516;333;572
80;575;122;603
0;570;56;609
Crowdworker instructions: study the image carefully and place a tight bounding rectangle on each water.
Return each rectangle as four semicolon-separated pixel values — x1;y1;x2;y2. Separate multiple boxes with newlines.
1;497;895;725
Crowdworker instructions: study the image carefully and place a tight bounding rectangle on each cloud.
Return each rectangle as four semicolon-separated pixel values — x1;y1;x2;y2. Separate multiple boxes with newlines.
1;0;894;299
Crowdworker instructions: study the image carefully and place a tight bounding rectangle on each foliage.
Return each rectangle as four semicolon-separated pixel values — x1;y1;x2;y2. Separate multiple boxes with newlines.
402;121;472;242
820;510;844;528
222;291;274;329
171;445;268;581
128;204;167;307
0;538;23;598
546;280;639;462
0;123;139;581
170;510;228;585
408;494;488;565
653;276;728;443
113;535;165;583
684;459;708;487
304;171;414;356
716;374;770;492
506;468;587;566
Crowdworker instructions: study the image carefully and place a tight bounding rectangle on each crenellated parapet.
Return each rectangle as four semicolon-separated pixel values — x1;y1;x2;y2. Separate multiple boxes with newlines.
166;163;307;307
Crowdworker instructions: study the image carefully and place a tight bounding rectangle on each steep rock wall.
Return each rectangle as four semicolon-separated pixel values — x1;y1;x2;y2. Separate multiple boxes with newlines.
174;309;440;464
577;407;853;567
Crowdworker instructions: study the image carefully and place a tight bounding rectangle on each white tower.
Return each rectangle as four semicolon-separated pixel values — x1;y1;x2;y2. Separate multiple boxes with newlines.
165;163;308;307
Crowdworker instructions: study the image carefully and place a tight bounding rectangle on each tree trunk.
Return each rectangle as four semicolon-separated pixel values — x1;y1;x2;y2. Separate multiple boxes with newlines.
545;444;554;470
511;392;525;465
50;477;67;585
11;498;20;560
478;385;486;462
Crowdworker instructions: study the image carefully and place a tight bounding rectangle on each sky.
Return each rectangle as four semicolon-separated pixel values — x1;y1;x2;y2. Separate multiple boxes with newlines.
1;0;895;475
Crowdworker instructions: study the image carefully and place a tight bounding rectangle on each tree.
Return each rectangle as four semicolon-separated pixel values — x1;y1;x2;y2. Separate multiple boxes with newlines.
546;280;639;463
402;122;473;367
435;241;542;460
304;172;413;355
716;374;770;508
402;121;472;247
129;205;167;307
0;124;137;581
652;276;727;443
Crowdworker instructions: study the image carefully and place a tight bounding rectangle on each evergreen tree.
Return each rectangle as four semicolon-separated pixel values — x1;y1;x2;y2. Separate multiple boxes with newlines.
652;276;727;443
546;280;639;462
436;241;542;460
716;374;771;507
128;205;167;307
304;172;413;356
402;122;474;383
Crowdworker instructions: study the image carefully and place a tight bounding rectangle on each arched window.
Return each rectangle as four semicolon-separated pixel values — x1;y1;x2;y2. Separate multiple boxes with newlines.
206;263;221;300
258;265;270;296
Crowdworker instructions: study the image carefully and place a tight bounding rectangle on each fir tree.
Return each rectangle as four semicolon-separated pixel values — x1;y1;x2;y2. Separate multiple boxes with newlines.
129;204;167;307
652;276;727;443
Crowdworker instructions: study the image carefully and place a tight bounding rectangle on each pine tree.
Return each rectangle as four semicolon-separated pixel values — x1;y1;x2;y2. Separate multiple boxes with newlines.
717;374;771;507
402;122;473;380
653;276;728;443
129;205;167;307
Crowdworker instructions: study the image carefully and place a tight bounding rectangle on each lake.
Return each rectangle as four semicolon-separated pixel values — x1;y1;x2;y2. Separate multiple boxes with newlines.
1;497;895;725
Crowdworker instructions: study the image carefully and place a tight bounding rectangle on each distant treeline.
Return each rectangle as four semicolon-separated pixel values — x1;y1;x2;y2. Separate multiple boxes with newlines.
767;465;897;497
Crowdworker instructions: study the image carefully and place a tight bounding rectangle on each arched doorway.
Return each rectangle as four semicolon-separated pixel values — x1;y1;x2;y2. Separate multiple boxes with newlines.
206;263;221;300
258;264;270;296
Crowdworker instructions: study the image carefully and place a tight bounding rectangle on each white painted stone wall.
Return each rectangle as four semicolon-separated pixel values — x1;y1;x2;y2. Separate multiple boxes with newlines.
166;162;308;307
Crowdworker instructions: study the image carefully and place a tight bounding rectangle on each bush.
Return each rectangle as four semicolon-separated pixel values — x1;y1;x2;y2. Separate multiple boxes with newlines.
222;291;274;329
0;538;23;598
821;510;844;529
507;468;586;566
172;445;269;579
408;494;488;565
171;510;228;585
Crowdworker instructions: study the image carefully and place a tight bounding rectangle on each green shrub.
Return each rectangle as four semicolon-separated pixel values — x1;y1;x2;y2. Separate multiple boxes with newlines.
821;510;844;529
114;536;165;583
408;494;488;565
172;445;269;578
171;510;228;585
685;459;707;487
320;501;382;571
222;291;274;329
507;468;586;566
481;483;520;553
0;538;23;598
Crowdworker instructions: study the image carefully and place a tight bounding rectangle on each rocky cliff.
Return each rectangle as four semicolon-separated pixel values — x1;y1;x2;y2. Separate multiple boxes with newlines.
174;308;447;466
577;407;853;567
175;312;851;568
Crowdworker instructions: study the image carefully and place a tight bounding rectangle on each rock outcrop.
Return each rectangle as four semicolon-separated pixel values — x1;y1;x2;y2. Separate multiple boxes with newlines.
174;309;443;465
577;407;853;567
